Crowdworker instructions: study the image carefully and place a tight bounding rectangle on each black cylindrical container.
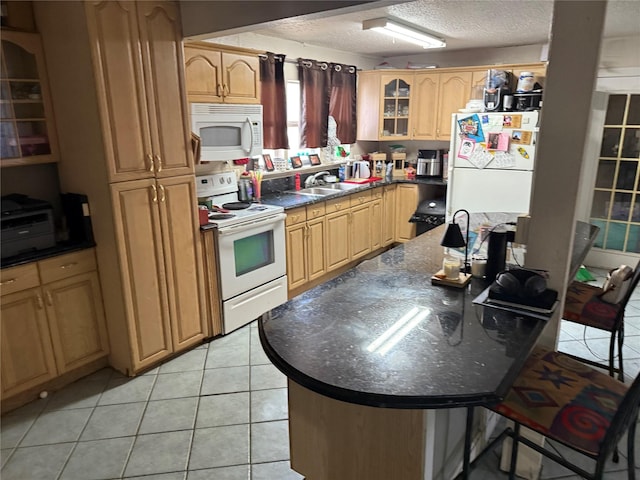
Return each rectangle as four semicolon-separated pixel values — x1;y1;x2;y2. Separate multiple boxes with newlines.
486;230;508;282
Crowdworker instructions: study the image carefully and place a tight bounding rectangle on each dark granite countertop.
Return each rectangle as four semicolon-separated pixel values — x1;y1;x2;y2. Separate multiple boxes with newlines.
259;176;447;211
200;177;447;230
259;225;545;409
1;240;96;269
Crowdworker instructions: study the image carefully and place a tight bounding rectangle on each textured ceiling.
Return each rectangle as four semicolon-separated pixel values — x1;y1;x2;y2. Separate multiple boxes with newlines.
206;0;640;57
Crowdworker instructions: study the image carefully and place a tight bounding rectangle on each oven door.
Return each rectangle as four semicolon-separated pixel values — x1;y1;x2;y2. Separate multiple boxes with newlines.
216;213;286;300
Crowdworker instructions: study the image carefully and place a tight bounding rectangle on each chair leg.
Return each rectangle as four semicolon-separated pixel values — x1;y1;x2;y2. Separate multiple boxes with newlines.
628;415;637;480
617;325;625;382
509;423;520;480
609;331;616;378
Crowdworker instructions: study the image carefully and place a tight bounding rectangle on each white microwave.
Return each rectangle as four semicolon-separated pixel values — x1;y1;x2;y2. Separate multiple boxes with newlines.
191;103;263;162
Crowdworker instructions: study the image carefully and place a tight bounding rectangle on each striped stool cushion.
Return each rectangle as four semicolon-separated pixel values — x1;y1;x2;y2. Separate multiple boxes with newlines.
563;281;620;331
493;347;628;456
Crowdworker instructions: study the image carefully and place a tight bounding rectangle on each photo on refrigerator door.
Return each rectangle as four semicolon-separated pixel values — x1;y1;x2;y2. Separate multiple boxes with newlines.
457;114;484;142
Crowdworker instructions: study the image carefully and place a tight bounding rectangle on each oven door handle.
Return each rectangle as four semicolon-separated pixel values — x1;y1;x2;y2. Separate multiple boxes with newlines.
217;213;286;236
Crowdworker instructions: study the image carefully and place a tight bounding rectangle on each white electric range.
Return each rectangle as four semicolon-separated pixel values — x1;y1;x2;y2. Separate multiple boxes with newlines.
196;172;288;334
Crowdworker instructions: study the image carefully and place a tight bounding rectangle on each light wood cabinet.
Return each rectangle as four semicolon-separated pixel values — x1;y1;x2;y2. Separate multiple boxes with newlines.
358;63;546;142
285;204;327;292
357;71;413;141
0;30;59;167
370;187;383;251
1;287;58;399
85;0;193;182
435;71;472;139
111;175;207;371
35;1;206;375
1;249;108;400
412;71;471;140
184;42;261;104
325;198;351;272
349;190;373;260
396;184;420;243
382;185;397;246
286;207;308;291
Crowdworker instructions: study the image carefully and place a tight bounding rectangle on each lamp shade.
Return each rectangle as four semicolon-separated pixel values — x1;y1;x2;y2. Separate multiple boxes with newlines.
441;223;466;248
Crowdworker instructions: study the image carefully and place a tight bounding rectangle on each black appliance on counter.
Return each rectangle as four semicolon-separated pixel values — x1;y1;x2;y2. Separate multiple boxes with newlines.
1;194;56;259
416;150;444;177
483;69;513;112
410;198;446;235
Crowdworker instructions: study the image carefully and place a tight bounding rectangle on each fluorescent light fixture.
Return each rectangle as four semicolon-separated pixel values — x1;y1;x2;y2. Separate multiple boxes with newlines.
363;18;446;49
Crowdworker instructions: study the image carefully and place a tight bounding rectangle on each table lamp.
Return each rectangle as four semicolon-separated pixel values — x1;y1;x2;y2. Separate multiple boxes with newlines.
432;209;472;288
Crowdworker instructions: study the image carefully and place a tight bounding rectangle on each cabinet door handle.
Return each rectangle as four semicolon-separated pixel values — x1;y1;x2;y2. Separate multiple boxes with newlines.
304;224;310;237
159;184;166;202
60;262;78;270
223;84;229;96
217;84;223;96
0;278;16;285
36;293;44;309
151;184;158;203
154;154;162;172
45;291;53;306
147;154;154;172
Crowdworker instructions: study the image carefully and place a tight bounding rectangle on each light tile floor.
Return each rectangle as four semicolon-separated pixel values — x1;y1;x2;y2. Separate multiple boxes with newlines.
1;266;638;480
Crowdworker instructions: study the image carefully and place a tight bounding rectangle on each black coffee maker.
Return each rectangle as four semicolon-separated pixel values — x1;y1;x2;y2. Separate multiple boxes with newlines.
483;69;513;112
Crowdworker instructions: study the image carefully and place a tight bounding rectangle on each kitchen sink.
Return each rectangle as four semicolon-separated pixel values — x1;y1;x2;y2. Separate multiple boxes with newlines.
321;183;360;191
286;183;362;197
294;187;340;196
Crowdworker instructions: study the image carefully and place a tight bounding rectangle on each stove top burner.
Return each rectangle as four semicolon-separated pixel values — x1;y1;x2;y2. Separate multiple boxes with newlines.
209;213;236;220
222;201;251;210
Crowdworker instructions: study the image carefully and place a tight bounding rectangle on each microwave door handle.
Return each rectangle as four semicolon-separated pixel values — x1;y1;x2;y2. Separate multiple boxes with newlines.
243;117;253;155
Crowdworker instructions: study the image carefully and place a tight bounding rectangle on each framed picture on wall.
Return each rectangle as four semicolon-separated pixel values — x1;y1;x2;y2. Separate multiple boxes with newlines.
309;153;321;166
263;154;275;171
291;155;303;169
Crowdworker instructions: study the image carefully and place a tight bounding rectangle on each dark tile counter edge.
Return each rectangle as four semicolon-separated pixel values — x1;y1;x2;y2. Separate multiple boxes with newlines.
1;240;97;269
258;313;544;410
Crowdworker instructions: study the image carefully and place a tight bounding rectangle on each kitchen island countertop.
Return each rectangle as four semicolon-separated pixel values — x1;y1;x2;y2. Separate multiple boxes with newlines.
259;224;545;409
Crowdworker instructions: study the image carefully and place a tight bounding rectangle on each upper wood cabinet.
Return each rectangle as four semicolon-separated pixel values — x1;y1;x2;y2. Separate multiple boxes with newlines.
357;63;546;142
184;42;261;104
357;71;413;141
85;0;193;182
0;31;59;167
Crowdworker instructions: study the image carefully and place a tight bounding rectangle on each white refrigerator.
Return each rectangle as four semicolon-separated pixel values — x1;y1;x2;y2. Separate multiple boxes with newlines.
446;111;539;217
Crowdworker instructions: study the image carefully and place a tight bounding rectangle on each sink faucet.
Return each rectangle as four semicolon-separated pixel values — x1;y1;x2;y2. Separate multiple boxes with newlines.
304;171;331;188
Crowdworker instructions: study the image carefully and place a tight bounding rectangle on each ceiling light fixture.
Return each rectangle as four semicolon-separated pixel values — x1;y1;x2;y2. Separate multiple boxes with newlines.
362;18;446;49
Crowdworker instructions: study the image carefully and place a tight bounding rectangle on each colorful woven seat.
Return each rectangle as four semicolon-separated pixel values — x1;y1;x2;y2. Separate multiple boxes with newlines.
489;346;639;480
561;261;640;381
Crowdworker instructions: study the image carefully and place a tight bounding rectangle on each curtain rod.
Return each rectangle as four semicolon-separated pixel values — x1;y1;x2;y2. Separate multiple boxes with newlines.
258;53;358;72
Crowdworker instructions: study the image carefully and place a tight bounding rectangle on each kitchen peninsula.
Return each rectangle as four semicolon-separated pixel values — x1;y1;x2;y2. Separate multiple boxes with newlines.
259;224;546;480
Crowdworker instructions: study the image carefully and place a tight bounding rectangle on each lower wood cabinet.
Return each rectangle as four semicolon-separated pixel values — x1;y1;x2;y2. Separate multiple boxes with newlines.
382;185;397;246
0;249;109;402
286;204;327;291
396;184;421;243
325;198;351;272
110;175;207;373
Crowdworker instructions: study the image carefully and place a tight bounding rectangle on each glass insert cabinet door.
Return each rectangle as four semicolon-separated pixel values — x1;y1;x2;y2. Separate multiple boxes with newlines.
380;75;411;139
0;31;58;166
590;94;640;253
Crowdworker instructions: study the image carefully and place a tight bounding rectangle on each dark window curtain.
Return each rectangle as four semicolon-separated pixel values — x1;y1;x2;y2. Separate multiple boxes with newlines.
298;59;331;148
329;63;357;145
260;53;289;149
